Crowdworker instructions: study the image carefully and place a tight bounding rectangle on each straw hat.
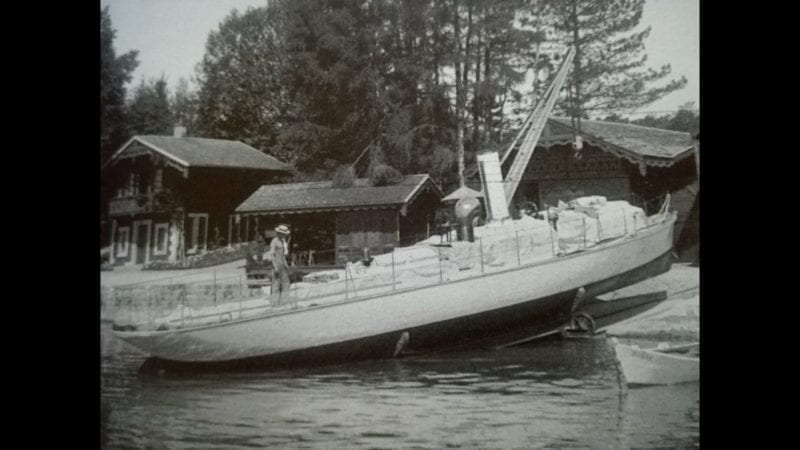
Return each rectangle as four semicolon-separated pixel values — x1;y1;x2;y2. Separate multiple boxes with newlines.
275;224;291;234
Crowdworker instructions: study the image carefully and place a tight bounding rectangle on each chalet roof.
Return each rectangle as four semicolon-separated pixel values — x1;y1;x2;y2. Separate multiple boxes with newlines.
542;117;697;167
104;135;290;171
236;174;442;214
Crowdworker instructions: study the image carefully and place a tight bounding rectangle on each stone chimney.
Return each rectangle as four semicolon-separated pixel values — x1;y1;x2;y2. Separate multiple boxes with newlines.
173;126;187;138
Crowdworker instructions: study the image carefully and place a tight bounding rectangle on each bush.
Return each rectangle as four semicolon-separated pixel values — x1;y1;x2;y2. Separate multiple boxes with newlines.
143;242;262;270
332;165;355;188
370;163;402;186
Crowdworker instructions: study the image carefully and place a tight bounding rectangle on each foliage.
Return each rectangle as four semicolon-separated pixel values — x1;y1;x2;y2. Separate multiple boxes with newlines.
548;0;687;117
100;6;139;166
143;242;260;270
171;77;199;133
189;0;691;189
332;165;356;188
369;162;403;186
195;3;291;161
127;77;173;135
602;102;698;134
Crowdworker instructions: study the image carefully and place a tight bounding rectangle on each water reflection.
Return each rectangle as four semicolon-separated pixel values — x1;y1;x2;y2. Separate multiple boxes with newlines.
101;323;698;448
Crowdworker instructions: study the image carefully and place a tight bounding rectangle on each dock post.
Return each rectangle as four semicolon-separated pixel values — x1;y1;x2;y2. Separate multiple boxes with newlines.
515;231;521;265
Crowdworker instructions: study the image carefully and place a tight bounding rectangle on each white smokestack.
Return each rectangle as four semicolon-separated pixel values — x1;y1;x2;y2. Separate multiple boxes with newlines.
476;152;510;222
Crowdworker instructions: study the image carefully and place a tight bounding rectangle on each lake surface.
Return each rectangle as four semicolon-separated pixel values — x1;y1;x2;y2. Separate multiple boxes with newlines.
101;322;699;448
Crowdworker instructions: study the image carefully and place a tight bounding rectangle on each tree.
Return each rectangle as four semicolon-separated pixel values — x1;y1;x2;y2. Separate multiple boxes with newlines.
667;101;699;134
127;77;173;135
195;3;291;161
280;0;385;175
171;78;199;134
548;0;687;118
100;6;139;165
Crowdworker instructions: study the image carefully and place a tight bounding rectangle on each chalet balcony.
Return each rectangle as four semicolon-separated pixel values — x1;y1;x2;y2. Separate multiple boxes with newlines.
109;193;158;217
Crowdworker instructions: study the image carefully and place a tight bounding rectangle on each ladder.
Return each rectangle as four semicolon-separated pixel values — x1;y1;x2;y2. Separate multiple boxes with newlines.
503;46;576;205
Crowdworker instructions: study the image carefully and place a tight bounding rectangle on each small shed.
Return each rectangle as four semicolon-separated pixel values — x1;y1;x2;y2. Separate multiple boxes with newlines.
235;174;443;264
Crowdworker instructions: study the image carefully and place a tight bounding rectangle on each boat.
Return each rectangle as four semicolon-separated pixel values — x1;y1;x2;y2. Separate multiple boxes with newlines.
611;338;699;386
111;46;678;371
113;197;676;370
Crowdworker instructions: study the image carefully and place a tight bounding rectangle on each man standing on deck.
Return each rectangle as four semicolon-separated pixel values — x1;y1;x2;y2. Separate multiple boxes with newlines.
269;224;292;305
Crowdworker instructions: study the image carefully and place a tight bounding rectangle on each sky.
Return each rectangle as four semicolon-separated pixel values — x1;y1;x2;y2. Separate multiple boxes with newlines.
101;0;699;116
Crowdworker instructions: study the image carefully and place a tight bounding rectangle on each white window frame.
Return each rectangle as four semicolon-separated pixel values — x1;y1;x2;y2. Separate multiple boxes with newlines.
153;223;169;256
116;226;130;257
186;213;209;255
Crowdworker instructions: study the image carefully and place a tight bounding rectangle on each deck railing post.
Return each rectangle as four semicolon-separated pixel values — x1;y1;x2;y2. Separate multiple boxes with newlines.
582;217;587;248
623;210;628;235
438;246;443;283
597;217;602;242
479;237;484;273
239;275;243;319
148;286;153;329
391;249;396;291
633;214;638;234
515;231;521;265
550;228;556;256
213;271;217;305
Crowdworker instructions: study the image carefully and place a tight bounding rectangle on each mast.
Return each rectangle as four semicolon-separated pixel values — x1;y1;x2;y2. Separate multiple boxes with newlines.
502;46;575;205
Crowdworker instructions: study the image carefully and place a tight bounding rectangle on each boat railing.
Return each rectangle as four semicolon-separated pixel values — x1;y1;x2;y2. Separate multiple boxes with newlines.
109;193;674;332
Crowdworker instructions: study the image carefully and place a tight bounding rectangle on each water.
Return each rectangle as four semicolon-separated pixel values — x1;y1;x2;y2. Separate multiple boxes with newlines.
101;322;699;448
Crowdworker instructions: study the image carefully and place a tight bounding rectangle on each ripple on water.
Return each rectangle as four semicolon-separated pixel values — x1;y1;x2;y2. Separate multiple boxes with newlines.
101;323;699;448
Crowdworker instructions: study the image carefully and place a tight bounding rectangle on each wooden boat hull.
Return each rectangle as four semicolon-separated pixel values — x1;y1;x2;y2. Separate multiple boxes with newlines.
613;341;699;386
118;215;675;369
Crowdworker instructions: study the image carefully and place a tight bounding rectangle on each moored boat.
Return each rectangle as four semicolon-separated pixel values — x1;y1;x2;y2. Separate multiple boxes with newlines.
611;338;699;386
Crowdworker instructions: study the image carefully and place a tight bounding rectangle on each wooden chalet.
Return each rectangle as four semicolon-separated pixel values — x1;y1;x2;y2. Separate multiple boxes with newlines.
234;174;444;264
102;128;290;266
468;117;699;260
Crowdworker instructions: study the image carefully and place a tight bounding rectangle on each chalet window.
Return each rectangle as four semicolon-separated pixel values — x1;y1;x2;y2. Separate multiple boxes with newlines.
116;226;130;257
154;223;169;256
186;213;209;255
153;168;163;193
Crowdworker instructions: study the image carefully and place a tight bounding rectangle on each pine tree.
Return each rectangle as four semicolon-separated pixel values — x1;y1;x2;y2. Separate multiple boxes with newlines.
548;0;687;117
100;6;139;165
195;3;290;160
127;77;173;135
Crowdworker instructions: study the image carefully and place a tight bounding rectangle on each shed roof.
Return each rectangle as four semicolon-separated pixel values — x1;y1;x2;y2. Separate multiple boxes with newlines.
104;135;290;171
236;174;443;214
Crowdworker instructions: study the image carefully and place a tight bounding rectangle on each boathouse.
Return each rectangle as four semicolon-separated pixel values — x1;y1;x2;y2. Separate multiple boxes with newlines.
101;128;290;266
467;117;699;260
234;174;444;264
